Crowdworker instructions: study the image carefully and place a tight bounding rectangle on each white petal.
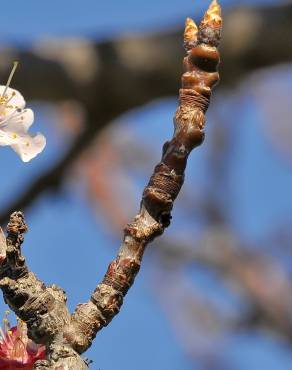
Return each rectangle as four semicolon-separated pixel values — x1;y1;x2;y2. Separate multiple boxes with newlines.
0;86;45;162
11;133;46;162
1;108;34;133
0;86;25;109
0;128;22;146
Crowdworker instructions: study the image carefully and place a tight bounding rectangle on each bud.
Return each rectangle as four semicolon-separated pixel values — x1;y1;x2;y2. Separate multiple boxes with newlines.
200;0;222;28
184;17;198;51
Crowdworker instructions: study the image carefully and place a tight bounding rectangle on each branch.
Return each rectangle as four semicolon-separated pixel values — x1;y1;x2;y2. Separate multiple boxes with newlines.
63;1;222;353
0;2;222;367
0;2;290;223
0;2;289;99
158;231;292;341
0;212;87;369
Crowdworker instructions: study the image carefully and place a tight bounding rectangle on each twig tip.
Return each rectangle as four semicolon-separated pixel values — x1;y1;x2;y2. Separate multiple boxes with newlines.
201;0;222;28
184;17;198;50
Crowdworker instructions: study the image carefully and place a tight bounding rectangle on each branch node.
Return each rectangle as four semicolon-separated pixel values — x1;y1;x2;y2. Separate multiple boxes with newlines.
6;211;28;249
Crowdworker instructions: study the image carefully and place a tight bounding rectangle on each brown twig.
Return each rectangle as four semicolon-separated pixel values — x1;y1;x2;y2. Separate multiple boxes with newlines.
0;2;222;368
63;0;222;354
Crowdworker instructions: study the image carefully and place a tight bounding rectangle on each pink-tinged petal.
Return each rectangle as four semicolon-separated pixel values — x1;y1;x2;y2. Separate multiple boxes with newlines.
0;317;46;369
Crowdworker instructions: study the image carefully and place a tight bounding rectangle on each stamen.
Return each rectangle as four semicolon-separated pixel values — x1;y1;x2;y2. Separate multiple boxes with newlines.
0;109;21;126
5;92;16;104
2;61;19;98
0;327;6;342
13;336;26;359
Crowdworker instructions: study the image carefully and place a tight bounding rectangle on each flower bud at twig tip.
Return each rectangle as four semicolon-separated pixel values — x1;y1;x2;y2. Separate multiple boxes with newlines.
184;17;198;50
201;0;222;28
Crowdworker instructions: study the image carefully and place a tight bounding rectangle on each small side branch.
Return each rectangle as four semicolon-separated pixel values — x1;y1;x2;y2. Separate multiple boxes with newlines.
64;0;222;354
0;212;70;345
0;213;86;369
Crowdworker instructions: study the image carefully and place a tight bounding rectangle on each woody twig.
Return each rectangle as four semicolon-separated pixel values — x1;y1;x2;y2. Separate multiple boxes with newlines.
0;2;222;368
64;0;222;354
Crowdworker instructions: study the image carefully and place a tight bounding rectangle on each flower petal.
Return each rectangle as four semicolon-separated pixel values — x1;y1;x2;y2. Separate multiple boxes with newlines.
0;129;22;146
1;109;34;133
0;86;45;162
0;86;25;110
11;133;46;162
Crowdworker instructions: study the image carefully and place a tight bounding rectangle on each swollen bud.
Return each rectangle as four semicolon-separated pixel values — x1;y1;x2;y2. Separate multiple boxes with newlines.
200;0;222;28
184;17;198;51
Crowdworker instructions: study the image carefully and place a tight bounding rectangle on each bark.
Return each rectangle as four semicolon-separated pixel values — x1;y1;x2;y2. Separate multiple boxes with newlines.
0;2;222;368
0;212;87;369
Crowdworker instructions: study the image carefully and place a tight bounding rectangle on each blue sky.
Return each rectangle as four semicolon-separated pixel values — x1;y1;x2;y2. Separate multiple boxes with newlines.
0;0;279;44
0;0;291;369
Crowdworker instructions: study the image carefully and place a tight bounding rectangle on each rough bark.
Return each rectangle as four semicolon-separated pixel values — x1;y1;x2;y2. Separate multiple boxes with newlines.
0;212;87;369
0;1;222;368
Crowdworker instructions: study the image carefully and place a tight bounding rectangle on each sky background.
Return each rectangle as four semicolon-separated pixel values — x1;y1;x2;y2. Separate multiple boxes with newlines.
0;0;292;369
0;0;280;44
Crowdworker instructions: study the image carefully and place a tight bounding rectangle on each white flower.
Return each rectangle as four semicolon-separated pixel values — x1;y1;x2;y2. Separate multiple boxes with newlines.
0;62;46;162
